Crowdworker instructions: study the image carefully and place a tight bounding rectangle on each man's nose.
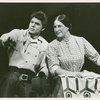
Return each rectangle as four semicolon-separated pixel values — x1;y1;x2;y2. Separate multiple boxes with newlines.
31;23;35;27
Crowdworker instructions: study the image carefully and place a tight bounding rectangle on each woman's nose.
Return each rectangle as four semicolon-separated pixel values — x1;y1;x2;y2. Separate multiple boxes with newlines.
55;27;60;31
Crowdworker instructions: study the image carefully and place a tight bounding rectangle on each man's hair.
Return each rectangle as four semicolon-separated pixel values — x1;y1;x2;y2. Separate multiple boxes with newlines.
56;14;72;30
30;11;47;28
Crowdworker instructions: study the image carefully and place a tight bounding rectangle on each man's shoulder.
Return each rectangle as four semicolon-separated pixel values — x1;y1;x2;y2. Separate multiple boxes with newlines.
10;29;20;33
38;36;48;44
38;36;48;51
10;29;26;34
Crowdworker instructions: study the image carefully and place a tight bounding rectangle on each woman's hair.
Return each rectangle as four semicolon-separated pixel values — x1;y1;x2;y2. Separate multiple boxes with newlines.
56;14;72;30
30;11;48;28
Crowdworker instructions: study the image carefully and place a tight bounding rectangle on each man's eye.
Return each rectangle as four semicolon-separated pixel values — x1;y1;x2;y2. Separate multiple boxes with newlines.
30;20;34;23
58;25;62;27
36;23;40;25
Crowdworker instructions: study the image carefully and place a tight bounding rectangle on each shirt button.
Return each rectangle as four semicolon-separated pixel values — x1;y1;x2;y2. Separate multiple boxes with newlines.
73;61;76;63
35;55;37;57
25;61;28;63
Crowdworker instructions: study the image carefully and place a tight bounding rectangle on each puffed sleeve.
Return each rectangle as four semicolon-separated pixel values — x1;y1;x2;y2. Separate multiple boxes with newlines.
47;43;60;75
82;37;100;65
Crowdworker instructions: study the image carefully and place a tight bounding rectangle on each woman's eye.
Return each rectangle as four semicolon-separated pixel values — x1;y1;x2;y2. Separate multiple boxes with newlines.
53;26;56;28
58;25;62;27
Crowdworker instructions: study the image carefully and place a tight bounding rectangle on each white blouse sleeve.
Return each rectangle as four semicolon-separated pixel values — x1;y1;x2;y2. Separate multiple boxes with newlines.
47;43;60;75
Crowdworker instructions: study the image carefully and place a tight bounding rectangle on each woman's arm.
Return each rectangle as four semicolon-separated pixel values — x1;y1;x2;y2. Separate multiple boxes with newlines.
55;67;71;75
47;43;60;76
82;37;100;66
55;66;82;77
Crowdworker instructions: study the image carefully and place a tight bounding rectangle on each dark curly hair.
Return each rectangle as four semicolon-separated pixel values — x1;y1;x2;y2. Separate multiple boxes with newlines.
30;11;47;28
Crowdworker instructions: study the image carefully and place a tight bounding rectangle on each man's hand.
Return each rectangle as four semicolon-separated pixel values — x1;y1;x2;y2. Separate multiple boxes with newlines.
4;37;16;49
38;72;46;77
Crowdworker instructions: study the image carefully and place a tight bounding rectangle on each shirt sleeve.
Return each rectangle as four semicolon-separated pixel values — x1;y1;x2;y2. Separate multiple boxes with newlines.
0;29;20;45
82;37;100;65
47;43;60;75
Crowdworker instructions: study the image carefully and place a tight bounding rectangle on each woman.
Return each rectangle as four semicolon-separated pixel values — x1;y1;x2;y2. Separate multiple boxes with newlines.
47;14;100;97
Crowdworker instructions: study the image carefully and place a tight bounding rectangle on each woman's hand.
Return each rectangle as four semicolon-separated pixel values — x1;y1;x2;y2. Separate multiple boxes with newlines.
65;71;83;78
74;72;83;78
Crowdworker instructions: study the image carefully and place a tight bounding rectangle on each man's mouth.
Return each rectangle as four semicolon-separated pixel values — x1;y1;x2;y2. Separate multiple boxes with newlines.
30;28;35;31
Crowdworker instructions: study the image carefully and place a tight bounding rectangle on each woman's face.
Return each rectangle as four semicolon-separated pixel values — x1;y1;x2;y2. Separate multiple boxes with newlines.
53;20;69;38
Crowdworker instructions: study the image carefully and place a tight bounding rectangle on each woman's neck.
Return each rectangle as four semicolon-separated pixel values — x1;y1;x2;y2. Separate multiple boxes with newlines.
57;31;71;42
63;31;71;42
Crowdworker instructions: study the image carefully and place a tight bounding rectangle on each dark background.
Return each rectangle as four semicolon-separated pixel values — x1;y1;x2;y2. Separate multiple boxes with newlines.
0;3;100;75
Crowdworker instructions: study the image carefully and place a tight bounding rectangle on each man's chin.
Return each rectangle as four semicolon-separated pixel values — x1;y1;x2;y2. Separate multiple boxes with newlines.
29;31;35;34
29;32;39;36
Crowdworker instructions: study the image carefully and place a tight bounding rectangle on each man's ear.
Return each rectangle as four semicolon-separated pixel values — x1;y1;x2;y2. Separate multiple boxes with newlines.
42;28;45;31
66;27;69;31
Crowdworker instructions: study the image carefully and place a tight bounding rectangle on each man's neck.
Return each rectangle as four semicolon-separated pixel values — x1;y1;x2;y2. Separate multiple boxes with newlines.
30;35;39;39
28;32;40;39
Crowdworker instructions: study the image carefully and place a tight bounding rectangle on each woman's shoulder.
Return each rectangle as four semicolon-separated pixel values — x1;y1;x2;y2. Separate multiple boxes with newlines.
72;35;86;45
72;35;83;39
49;39;59;47
49;39;58;44
71;35;84;41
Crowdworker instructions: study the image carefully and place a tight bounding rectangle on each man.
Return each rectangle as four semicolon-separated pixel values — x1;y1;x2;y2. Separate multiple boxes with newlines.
0;11;49;97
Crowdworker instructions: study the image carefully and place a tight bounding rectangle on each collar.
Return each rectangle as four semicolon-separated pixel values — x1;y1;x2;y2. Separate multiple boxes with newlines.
24;29;43;44
29;35;43;43
57;32;71;43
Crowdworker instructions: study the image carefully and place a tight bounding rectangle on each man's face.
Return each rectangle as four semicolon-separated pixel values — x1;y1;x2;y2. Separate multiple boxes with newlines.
28;17;43;35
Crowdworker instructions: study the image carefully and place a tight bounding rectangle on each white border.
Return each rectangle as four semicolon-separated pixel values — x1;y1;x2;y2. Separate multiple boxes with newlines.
0;0;100;3
0;1;100;100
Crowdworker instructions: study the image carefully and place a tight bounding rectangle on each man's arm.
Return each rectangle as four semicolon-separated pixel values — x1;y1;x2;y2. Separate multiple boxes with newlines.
38;52;49;77
0;29;20;48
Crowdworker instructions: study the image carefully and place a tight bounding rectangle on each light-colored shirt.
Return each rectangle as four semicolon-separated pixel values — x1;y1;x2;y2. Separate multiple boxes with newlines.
47;35;100;75
0;29;48;76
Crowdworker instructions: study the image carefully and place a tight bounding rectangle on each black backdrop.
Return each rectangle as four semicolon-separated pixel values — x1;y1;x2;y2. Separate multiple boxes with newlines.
0;3;100;75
